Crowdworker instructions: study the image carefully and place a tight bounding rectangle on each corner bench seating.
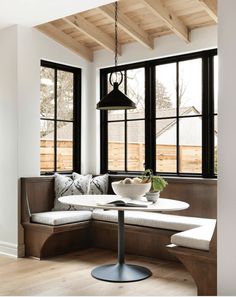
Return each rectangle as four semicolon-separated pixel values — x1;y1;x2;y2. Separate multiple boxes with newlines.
167;224;217;296
21;175;217;296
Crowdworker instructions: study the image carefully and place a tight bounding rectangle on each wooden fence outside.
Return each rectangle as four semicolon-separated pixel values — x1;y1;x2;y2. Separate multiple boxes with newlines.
40;140;202;173
40;140;72;171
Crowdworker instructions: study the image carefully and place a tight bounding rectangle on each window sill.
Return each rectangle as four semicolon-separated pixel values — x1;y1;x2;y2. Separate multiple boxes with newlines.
108;173;217;185
163;176;217;184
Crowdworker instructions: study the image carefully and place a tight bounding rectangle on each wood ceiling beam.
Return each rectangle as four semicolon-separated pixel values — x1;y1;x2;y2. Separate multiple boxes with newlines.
36;23;93;62
142;0;190;43
97;4;154;50
63;15;121;55
197;0;217;22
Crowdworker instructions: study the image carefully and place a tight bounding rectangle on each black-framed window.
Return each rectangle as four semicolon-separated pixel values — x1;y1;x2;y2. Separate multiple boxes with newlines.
100;49;218;178
40;60;81;174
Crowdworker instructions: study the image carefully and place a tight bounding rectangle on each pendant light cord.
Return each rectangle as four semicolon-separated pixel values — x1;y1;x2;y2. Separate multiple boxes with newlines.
115;1;118;81
108;1;123;87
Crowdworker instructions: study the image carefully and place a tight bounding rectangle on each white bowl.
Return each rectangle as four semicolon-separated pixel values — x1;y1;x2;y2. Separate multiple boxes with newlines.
112;181;151;199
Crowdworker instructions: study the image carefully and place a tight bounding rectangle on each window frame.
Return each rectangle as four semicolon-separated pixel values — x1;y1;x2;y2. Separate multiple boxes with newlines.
100;49;218;178
40;60;81;175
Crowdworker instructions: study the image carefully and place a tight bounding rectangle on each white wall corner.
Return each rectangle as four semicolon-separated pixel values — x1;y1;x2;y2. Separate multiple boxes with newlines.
218;0;236;294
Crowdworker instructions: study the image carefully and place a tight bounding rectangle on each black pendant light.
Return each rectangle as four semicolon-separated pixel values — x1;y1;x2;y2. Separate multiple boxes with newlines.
96;2;136;110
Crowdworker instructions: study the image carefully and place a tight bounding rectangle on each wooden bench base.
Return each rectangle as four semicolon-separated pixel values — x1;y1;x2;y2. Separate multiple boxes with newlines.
23;221;91;259
167;244;216;296
91;220;178;262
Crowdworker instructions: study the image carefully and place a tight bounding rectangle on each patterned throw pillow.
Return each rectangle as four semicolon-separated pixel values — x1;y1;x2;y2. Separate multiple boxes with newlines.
72;173;109;195
53;173;92;211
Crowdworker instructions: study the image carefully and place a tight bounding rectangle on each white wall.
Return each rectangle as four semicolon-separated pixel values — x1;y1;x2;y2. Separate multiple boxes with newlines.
0;26;18;256
87;25;217;174
17;26;92;177
0;25;92;256
218;0;236;294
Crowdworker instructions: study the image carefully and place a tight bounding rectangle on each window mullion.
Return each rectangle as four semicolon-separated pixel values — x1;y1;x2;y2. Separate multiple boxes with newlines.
54;69;57;173
73;70;81;173
202;55;214;177
145;65;155;172
124;70;128;172
176;62;180;174
208;55;215;177
100;71;108;174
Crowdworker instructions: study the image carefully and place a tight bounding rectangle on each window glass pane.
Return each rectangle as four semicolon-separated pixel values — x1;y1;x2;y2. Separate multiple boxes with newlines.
40;120;54;172
108;71;125;121
214;56;218;114
179;117;202;173
127;120;145;171
127;68;145;119
214;115;218;174
179;58;202;114
57;122;73;171
156;63;177;118
40;67;54;118
108;122;125;171
57;71;74;121
156;119;177;173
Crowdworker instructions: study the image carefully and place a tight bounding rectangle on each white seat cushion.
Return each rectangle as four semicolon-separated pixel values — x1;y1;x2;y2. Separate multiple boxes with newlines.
92;209;215;232
31;211;92;226
171;222;216;251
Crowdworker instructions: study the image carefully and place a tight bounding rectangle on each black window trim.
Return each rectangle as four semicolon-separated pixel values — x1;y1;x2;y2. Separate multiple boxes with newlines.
40;60;82;175
100;48;218;178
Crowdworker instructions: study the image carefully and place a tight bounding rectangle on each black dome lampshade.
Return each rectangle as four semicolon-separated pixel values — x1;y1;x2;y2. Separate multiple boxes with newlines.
96;1;136;111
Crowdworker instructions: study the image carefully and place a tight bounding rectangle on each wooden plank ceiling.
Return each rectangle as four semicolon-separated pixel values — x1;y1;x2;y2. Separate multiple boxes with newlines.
36;0;217;62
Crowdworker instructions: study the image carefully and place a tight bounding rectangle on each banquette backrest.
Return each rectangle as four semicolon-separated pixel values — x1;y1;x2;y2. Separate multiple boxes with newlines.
108;175;217;219
21;177;55;223
21;174;217;223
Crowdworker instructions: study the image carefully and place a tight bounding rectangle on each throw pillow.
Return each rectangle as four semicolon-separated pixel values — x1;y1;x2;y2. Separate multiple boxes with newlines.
72;173;109;195
53;173;92;211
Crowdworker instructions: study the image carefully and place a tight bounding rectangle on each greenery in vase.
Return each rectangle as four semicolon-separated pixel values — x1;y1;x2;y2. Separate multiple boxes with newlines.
140;169;168;193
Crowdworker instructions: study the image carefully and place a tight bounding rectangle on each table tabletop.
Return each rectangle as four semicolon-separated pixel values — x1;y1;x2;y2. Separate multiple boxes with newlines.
59;194;189;212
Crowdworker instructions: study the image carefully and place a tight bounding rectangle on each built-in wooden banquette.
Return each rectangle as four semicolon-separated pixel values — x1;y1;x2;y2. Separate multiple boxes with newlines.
21;175;216;258
21;175;217;295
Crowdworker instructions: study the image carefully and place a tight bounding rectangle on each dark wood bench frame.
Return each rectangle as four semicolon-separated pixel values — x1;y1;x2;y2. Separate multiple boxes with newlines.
167;226;217;296
21;177;91;258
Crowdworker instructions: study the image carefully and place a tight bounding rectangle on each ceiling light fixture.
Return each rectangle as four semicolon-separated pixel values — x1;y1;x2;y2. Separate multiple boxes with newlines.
96;2;136;110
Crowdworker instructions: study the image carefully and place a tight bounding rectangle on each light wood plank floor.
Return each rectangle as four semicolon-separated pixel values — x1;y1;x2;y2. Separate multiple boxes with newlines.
0;248;196;296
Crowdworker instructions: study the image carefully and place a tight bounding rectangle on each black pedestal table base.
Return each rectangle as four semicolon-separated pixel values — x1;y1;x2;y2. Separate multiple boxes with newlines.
91;210;152;282
91;263;151;282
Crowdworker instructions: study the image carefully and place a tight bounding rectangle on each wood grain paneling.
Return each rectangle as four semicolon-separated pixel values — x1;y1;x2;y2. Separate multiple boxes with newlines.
91;220;178;262
108;175;217;219
35;0;217;60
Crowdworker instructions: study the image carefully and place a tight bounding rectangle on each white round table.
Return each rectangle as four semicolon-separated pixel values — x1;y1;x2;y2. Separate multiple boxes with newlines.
59;195;189;283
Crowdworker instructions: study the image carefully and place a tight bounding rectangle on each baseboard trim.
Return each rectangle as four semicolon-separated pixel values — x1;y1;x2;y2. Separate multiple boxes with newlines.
0;240;18;257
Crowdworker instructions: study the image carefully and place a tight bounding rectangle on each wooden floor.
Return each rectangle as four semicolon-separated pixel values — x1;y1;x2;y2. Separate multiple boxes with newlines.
0;248;196;296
